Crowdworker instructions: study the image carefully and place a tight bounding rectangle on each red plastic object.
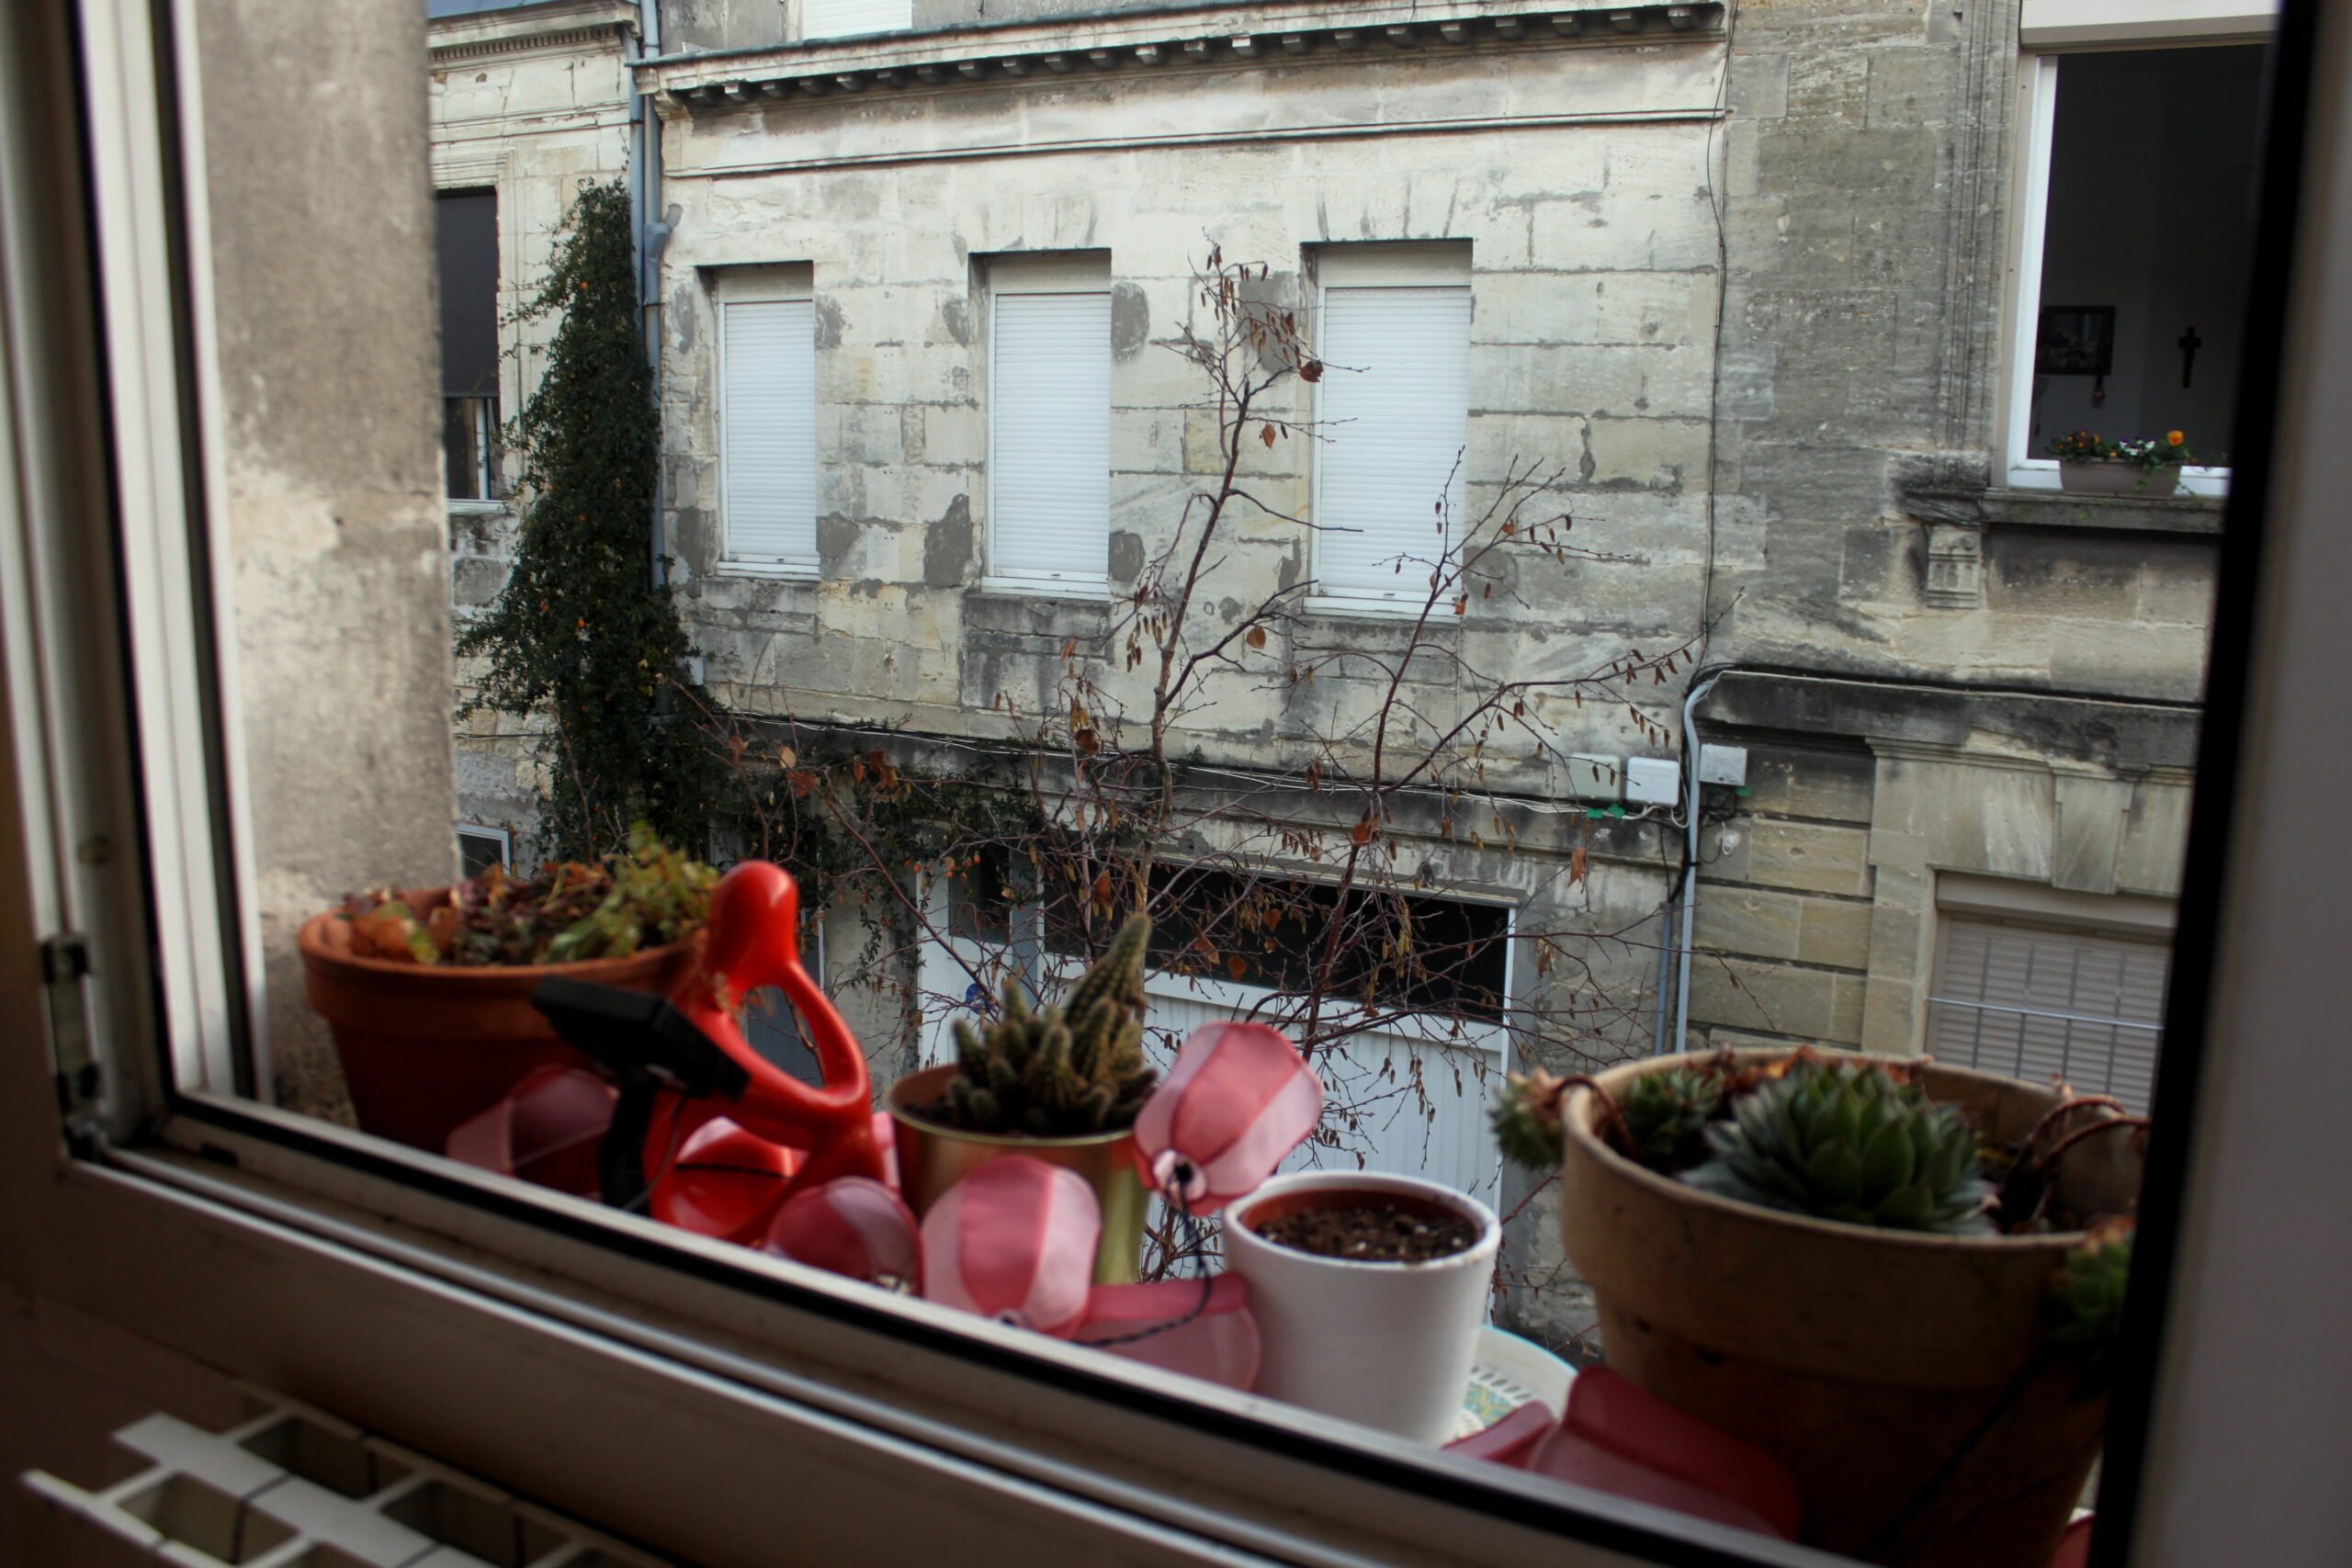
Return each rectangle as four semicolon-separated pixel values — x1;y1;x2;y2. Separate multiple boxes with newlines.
671;863;888;1204
1531;1368;1801;1541
443;1065;615;1197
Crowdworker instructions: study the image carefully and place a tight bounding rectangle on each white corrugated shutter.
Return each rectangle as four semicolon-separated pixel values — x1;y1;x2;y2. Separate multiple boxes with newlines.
989;291;1110;587
802;0;911;39
1314;286;1472;601
720;299;817;565
1928;917;2169;1113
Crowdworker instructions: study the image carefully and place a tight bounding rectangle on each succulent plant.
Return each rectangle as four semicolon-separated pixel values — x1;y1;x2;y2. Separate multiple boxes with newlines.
1679;1058;1996;1235
2048;1219;2134;1397
1619;1065;1724;1171
1492;1067;1570;1172
938;913;1158;1137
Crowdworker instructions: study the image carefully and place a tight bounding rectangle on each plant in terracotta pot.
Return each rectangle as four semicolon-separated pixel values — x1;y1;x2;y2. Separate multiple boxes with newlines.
888;913;1159;1284
1220;1169;1500;1443
2049;427;2193;496
300;828;717;1155
1495;1048;2144;1568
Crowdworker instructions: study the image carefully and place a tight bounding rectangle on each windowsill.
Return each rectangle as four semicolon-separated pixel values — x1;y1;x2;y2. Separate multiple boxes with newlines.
1980;486;2226;536
978;573;1111;601
717;558;821;581
446;498;511;516
1305;591;1442;621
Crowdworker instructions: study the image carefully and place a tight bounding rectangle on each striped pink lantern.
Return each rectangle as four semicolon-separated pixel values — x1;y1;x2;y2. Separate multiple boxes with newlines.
919;1156;1100;1335
762;1176;922;1291
1133;1021;1322;1209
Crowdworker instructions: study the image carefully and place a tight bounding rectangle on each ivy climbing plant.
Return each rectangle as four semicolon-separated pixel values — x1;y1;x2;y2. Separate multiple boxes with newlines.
458;181;719;863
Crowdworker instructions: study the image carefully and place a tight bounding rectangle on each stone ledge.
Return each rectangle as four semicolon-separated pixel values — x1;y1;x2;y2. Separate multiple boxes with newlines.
641;2;1722;115
1907;485;2225;536
428;0;639;63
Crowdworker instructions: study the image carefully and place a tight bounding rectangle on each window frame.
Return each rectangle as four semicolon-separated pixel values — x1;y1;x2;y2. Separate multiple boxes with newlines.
712;265;822;580
1306;241;1474;617
981;251;1114;601
1999;10;2279;495
7;3;2349;1568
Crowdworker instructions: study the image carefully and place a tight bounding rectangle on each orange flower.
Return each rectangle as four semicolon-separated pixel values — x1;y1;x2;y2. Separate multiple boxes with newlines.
2166;430;2184;446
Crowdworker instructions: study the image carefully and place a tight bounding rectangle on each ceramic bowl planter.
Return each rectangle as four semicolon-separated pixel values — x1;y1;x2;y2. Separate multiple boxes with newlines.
1222;1170;1500;1443
1556;1049;2143;1568
887;1063;1148;1285
2057;458;2182;497
298;889;696;1155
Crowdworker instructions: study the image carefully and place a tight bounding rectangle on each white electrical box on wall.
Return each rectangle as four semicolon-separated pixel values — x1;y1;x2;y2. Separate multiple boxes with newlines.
1624;756;1681;806
1568;754;1622;800
1698;744;1749;786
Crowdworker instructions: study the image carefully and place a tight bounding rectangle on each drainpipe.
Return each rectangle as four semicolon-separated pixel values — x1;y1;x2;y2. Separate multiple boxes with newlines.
1669;668;1729;1055
626;2;671;586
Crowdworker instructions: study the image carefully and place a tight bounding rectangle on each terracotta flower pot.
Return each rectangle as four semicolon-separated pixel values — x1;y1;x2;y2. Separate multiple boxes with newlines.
2057;458;2181;497
298;890;699;1156
1557;1050;2141;1568
1222;1171;1499;1443
887;1063;1148;1285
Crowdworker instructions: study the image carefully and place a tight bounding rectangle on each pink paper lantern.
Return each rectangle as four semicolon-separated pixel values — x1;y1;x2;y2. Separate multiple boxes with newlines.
763;1176;922;1291
1133;1021;1322;1209
1070;1273;1260;1390
920;1156;1100;1335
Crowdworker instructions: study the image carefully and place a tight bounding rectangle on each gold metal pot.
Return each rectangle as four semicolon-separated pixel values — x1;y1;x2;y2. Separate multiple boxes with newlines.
887;1064;1148;1286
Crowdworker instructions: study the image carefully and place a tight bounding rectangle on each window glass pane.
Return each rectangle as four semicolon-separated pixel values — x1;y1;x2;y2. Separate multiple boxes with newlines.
1313;285;1471;599
989;291;1110;582
721;299;819;562
131;0;2290;1560
2030;46;2264;462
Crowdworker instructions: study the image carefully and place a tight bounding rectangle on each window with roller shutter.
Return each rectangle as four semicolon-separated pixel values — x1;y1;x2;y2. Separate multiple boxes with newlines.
1310;243;1472;608
986;253;1112;593
1928;910;2171;1114
718;293;819;572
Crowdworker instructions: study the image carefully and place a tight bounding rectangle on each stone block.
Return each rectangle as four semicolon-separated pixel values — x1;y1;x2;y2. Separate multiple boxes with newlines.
1689;954;1854;1042
1695;886;1802;960
1738;745;1875;824
1748;818;1872;897
1587;416;1708;490
1798;898;1874;971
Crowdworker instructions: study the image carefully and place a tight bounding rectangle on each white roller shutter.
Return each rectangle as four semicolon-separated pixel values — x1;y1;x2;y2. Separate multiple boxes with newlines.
720;299;817;567
1928;916;2169;1113
1314;285;1472;602
802;0;911;39
989;291;1111;588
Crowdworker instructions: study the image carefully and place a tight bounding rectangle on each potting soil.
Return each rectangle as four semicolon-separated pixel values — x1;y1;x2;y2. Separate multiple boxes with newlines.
1253;1201;1477;1263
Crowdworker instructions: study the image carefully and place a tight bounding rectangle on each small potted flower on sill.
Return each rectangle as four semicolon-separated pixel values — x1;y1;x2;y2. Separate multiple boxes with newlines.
2050;427;2194;496
1496;1047;2143;1568
299;826;716;1155
888;913;1160;1284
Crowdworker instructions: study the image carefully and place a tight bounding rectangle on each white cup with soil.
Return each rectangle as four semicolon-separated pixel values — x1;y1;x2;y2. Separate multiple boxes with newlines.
1222;1170;1500;1443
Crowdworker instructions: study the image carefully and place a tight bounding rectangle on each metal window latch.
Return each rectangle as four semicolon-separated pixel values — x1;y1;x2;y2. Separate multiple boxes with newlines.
40;932;103;1125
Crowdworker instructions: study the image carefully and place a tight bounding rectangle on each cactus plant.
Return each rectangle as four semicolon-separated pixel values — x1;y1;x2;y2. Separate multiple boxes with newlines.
936;913;1158;1137
1618;1065;1724;1170
1680;1057;1996;1235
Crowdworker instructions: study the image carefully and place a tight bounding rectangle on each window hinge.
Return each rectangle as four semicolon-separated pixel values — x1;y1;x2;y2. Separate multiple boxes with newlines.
40;931;104;1134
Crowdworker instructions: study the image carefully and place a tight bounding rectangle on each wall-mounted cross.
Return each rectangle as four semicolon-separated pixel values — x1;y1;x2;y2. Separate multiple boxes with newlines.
2179;325;2204;389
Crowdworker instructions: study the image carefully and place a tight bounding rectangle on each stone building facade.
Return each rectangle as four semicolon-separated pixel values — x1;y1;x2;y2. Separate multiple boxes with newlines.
430;0;2267;1344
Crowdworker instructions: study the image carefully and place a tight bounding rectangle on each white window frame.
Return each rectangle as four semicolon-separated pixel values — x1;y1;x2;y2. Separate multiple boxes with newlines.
714;265;820;580
982;252;1113;600
15;5;2352;1568
1307;242;1473;616
455;821;513;874
799;0;914;42
2000;8;2278;496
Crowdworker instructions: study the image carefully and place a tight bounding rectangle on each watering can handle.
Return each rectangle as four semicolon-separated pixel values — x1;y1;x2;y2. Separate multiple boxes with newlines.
673;862;886;1189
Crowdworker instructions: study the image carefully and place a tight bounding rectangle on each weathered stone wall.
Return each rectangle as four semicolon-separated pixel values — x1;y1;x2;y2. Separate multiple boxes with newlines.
198;0;458;1112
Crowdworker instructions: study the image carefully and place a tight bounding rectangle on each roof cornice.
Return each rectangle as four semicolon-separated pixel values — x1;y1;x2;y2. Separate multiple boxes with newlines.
638;2;1723;117
428;0;638;65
